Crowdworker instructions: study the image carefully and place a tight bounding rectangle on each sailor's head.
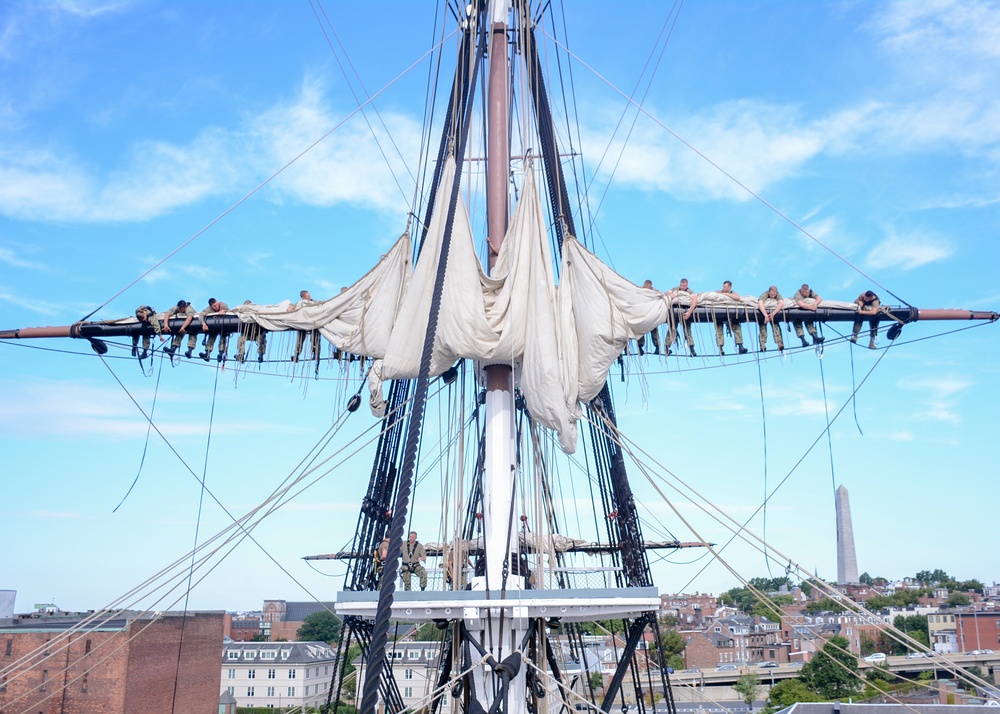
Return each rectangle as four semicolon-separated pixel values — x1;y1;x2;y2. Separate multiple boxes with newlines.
722;280;732;291
243;300;252;305
135;306;150;320
408;531;417;543
208;298;223;312
800;283;810;294
643;279;653;289
679;278;689;289
864;290;876;299
300;290;312;300
176;300;188;309
767;286;778;297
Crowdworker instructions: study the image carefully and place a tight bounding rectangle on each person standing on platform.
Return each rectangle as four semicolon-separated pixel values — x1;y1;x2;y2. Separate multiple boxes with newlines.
792;283;825;347
714;281;748;356
199;298;230;362
401;531;428;591
757;286;784;352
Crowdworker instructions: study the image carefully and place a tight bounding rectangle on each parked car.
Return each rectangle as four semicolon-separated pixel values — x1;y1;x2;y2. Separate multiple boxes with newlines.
716;664;739;671
681;668;701;674
864;653;887;663
905;652;928;659
757;661;780;668
968;649;995;655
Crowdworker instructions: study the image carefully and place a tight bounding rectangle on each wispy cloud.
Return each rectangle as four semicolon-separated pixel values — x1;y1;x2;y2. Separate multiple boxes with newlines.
0;245;46;270
0;287;62;315
865;231;953;270
898;374;972;425
0;76;422;224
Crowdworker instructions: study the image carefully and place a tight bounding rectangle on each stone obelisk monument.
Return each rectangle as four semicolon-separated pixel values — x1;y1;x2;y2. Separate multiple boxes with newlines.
835;484;859;584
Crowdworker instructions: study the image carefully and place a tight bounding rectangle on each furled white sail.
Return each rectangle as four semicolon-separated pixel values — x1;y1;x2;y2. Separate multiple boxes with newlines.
230;155;865;455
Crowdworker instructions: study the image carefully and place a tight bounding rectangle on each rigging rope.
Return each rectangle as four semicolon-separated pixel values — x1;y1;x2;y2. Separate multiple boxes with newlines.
113;353;165;512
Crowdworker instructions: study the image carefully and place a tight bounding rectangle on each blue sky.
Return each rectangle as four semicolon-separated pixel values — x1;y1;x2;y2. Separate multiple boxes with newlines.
1;0;998;614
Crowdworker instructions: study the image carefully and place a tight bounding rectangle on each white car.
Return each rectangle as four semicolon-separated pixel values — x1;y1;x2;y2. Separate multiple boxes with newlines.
864;653;887;663
968;649;994;656
905;652;927;659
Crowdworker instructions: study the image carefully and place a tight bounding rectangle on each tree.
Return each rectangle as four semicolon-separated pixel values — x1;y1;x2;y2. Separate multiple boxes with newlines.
799;580;813;597
250;631;269;642
753;595;795;619
735;672;762;710
800;635;861;699
859;632;878;657
805;598;849;615
890;615;930;655
960;579;985;594
947;592;971;607
653;628;687;669
761;679;820;714
588;671;604;690
859;572;874;586
915;569;950;586
296;610;342;644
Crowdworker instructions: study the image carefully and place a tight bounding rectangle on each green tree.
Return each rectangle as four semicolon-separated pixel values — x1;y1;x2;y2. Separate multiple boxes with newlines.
753;595;795;618
947;592;971;607
859;572;874;585
296;610;342;644
859;632;878;657
761;679;821;714
250;631;269;642
735;672;762;710
799;581;813;597
588;671;604;690
660;613;678;627
890;615;930;655
653;628;687;668
800;635;861;699
915;569;950;586
960;579;985;594
805;598;850;615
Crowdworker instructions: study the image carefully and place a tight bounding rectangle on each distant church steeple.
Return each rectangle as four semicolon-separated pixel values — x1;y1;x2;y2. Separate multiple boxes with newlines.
835;484;859;584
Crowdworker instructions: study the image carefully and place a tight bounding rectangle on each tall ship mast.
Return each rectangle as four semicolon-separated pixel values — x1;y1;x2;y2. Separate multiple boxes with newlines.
1;3;998;714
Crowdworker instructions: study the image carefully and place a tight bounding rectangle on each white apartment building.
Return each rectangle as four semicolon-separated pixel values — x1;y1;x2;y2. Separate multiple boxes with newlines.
222;641;339;710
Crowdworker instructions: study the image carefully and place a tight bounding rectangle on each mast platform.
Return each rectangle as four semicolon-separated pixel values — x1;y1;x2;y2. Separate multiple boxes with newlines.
335;586;660;624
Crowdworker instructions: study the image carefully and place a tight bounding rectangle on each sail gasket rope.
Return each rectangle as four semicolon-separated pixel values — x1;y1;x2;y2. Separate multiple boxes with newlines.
358;11;486;714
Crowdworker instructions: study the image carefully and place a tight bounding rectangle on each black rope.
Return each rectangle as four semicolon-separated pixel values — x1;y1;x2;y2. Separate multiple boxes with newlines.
359;18;484;714
113;353;165;512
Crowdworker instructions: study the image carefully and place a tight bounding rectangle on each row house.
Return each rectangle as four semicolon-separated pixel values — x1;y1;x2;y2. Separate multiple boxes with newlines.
955;611;1000;654
780;611;881;660
222;641;338;710
660;593;718;628
682;615;784;668
929;612;957;654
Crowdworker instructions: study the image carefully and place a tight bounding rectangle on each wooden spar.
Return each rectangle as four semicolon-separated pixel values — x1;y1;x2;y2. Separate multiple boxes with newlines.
304;540;713;561
2;307;995;344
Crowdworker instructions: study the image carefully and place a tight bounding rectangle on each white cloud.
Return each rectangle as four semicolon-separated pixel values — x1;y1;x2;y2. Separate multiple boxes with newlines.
865;231;953;270
0;287;62;315
0;77;423;224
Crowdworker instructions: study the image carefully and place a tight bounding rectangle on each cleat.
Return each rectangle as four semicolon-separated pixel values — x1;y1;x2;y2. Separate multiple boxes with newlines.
738;345;748;355
131;345;138;357
199;351;210;361
139;349;149;360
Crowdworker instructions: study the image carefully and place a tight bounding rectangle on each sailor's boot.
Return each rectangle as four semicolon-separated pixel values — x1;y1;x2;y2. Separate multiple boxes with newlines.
814;335;825;345
868;338;877;350
131;344;138;357
184;348;193;359
737;344;748;355
800;336;809;348
689;346;697;357
199;351;210;361
164;345;176;356
139;349;149;360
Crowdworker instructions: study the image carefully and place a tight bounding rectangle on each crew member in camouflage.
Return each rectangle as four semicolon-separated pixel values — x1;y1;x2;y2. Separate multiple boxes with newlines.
164;300;197;357
199;298;230;362
132;305;164;358
791;283;825;348
757;286;785;352
235;300;267;363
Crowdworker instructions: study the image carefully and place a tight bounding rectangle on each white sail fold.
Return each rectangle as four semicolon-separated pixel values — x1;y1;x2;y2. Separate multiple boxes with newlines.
231;156;685;454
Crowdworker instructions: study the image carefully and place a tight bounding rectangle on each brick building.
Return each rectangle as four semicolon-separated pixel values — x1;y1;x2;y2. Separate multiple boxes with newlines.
261;600;338;642
955;611;1000;653
682;615;784;668
0;610;224;714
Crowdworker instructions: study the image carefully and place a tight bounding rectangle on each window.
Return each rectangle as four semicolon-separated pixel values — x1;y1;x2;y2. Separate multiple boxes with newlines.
247;687;255;697
425;649;438;659
85;639;92;654
267;686;275;697
392;651;403;660
4;640;10;656
287;687;296;697
228;669;236;679
405;669;414;680
45;640;51;655
228;650;241;660
281;649;291;660
248;669;256;679
324;666;329;675
228;686;234;695
41;670;48;692
260;650;277;660
1;675;7;692
268;669;276;679
82;673;88;693
408;650;421;660
404;687;414;698
245;650;257;660
288;669;296;679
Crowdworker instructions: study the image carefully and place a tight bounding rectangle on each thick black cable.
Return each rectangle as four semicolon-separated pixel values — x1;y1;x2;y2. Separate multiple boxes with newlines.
754;355;773;579
359;17;484;714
